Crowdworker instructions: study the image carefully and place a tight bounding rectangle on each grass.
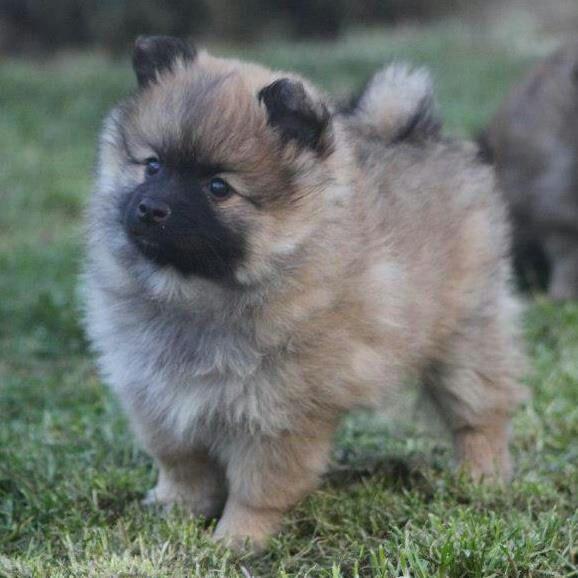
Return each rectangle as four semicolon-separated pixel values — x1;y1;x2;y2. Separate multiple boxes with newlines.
1;23;577;577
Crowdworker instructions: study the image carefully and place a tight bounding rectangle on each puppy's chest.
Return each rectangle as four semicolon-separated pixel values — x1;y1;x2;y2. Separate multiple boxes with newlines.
103;305;292;437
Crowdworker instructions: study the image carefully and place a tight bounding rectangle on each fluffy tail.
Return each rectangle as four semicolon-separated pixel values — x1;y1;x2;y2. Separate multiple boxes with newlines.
343;63;441;143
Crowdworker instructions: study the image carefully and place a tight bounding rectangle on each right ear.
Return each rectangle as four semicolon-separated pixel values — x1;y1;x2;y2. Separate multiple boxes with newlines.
132;36;196;88
258;78;332;154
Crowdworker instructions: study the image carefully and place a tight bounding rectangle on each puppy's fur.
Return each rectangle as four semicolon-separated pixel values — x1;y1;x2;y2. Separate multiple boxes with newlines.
481;42;578;300
83;37;527;550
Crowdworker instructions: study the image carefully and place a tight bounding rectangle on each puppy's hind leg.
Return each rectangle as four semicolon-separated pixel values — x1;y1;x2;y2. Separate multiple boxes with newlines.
424;313;527;482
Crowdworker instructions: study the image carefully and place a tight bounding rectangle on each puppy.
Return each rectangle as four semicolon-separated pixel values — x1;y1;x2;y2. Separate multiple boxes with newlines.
481;42;578;300
83;36;526;550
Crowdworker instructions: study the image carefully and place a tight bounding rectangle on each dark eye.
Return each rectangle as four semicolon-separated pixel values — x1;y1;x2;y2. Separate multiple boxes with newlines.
145;157;161;177
208;177;232;200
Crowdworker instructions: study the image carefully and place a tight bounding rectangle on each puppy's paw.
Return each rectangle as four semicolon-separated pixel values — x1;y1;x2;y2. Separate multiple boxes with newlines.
212;524;268;554
142;488;163;508
454;427;513;484
212;501;283;553
142;484;224;519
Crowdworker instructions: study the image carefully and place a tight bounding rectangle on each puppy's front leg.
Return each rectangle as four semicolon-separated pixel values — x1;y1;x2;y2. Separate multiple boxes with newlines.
144;449;227;519
213;422;336;551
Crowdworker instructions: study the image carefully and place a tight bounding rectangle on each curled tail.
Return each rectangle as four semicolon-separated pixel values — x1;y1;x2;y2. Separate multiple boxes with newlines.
342;63;441;143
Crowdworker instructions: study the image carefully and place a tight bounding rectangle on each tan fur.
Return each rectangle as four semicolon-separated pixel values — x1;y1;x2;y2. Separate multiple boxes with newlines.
84;44;527;552
483;42;578;299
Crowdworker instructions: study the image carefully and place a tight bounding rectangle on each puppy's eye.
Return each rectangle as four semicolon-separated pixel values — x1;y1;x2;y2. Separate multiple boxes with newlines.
208;177;233;200
145;157;161;177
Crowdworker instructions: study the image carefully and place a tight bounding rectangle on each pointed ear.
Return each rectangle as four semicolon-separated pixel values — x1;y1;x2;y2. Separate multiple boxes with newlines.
132;36;196;88
258;78;332;153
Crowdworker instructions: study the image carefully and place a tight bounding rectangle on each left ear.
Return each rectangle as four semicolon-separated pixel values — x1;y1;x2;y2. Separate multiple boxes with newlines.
132;35;196;88
258;78;332;154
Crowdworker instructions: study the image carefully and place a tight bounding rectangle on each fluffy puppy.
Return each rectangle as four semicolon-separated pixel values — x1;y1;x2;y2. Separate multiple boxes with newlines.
83;36;526;551
480;42;578;300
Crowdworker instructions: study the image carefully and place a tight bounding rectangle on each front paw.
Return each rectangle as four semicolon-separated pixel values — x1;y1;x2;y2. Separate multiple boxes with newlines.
142;487;163;508
142;484;224;519
212;522;269;554
212;500;283;553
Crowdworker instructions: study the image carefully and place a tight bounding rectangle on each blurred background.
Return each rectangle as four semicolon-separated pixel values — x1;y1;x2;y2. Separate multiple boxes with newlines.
0;0;577;54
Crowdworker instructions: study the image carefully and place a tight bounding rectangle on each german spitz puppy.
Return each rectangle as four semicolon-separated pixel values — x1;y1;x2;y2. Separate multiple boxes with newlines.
481;42;578;300
83;36;526;550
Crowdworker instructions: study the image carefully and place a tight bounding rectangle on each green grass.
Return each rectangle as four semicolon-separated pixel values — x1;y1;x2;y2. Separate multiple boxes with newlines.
1;24;577;577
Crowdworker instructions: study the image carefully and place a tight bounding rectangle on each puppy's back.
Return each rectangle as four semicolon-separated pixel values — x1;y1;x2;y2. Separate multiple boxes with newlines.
340;70;511;353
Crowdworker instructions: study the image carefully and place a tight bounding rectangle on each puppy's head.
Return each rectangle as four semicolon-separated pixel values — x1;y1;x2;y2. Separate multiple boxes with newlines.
93;36;347;298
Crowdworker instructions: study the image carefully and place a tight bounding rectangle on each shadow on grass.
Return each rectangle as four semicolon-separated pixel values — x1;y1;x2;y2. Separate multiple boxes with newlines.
324;452;440;498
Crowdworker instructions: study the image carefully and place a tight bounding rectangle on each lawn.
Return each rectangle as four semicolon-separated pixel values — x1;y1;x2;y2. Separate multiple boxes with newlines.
1;24;577;577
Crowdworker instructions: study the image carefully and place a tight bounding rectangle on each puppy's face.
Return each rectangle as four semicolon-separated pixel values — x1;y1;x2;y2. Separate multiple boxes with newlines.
94;37;343;296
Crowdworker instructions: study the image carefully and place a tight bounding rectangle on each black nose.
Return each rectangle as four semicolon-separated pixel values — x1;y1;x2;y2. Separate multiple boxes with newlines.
137;198;171;224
